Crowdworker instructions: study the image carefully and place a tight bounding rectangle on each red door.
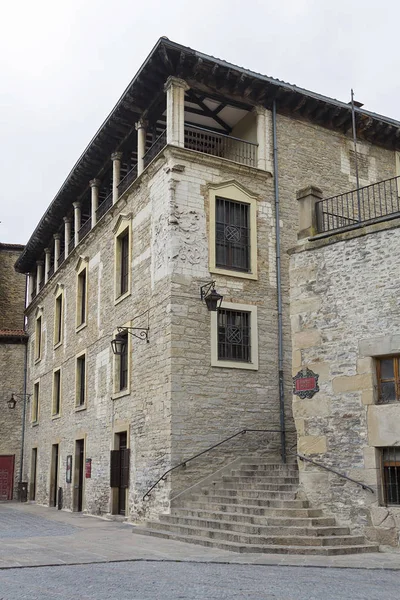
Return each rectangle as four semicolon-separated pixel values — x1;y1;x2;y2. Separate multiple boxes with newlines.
0;455;15;500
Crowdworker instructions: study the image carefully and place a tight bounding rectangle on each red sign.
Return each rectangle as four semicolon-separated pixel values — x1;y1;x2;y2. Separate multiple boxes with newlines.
293;368;320;399
295;377;317;392
85;458;92;479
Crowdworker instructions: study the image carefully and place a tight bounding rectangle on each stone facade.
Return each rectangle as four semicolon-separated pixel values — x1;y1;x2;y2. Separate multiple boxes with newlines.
0;243;27;499
290;218;400;547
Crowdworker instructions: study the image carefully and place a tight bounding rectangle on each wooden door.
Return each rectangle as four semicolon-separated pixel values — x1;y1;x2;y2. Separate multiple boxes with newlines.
0;455;15;500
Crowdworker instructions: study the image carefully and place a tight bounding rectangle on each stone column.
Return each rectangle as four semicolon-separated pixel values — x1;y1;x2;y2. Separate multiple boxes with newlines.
44;248;51;283
28;272;35;302
64;217;72;257
36;261;44;294
90;179;101;227
254;106;272;172
136;119;147;175
111;152;123;204
164;76;189;147
54;233;61;270
296;186;323;240
73;202;81;246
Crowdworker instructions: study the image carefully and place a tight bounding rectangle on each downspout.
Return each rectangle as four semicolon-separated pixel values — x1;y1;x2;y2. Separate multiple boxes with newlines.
19;275;29;496
272;100;286;463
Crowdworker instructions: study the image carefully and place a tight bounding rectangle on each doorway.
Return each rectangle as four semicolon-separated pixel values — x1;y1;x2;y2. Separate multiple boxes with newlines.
110;431;130;515
0;455;15;500
50;444;59;507
74;439;85;512
30;448;37;501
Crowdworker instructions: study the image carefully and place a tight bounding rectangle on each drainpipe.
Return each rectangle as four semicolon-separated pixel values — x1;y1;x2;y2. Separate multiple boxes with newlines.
272;100;286;463
19;275;29;495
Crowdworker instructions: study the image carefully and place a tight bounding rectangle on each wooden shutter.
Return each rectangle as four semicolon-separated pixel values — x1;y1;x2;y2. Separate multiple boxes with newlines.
110;450;120;488
120;448;130;488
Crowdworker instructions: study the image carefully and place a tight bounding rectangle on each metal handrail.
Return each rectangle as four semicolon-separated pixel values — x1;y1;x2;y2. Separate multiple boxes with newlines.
288;445;374;493
185;124;258;146
143;428;291;501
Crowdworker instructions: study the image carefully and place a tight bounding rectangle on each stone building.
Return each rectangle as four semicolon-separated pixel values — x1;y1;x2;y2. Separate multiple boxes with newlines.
14;38;400;549
0;243;27;500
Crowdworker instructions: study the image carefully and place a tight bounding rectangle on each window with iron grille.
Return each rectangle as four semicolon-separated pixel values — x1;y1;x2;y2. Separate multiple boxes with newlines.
77;269;87;326
52;369;61;416
216;197;250;272
376;356;400;403
76;355;86;407
119;231;129;296
118;333;128;391
382;447;400;505
218;309;251;362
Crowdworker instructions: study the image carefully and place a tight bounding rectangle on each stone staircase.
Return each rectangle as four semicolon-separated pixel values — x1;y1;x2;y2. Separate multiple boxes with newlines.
132;457;379;555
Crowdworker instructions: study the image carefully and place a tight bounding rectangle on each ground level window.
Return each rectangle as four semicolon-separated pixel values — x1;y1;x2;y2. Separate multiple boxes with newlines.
376;356;400;403
217;308;251;362
382;447;400;505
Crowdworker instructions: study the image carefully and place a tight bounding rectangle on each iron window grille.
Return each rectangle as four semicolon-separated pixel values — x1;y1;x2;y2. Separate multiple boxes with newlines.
77;355;86;406
216;197;250;272
376;356;400;404
218;308;251;362
118;333;128;391
119;231;129;296
382;447;400;505
53;370;61;415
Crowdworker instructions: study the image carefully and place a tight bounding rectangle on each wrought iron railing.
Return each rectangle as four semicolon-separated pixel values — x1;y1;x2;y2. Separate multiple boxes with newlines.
118;164;138;196
316;176;400;233
184;125;258;167
143;130;167;168
68;238;75;254
78;217;92;241
96;193;113;221
47;266;54;279
38;279;44;291
58;250;65;266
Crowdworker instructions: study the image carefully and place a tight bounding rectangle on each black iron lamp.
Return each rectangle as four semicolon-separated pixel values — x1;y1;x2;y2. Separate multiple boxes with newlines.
7;393;17;410
110;315;150;355
110;332;127;356
200;281;223;312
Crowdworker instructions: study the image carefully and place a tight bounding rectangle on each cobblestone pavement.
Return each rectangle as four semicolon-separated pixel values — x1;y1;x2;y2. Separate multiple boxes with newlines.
1;561;400;600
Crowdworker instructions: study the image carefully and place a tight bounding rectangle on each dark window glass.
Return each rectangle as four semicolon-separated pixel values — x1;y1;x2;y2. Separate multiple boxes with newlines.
377;357;400;403
120;232;129;296
32;383;39;422
36;317;42;359
78;270;87;325
216;197;250;272
119;334;128;391
218;309;251;362
77;356;86;406
53;370;61;415
382;448;400;505
55;296;62;344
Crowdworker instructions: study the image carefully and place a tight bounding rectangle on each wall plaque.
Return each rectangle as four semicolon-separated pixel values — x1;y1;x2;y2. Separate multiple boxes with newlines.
66;455;72;483
85;458;92;479
293;367;319;399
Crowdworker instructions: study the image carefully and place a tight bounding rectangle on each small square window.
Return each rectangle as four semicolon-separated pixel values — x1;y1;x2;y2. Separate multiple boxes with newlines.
381;447;400;505
376;356;400;403
218;308;251;362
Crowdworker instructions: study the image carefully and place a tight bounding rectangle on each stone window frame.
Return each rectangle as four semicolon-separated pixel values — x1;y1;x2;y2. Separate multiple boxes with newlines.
113;214;132;306
52;367;62;418
53;284;64;349
34;306;43;363
32;379;40;425
75;257;89;332
211;301;259;370
208;181;258;281
112;320;132;400
75;350;87;411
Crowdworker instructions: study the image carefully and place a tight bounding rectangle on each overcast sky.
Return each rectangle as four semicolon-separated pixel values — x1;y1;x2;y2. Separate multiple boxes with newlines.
1;0;399;245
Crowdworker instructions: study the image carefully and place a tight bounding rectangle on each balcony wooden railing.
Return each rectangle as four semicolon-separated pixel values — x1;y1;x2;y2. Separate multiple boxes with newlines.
316;176;400;233
184;125;258;167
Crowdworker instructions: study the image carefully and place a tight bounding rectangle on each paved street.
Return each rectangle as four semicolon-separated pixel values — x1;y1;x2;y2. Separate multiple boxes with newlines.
1;502;400;599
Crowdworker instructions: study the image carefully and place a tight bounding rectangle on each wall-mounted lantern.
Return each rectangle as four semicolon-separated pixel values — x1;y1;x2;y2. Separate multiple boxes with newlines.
7;393;17;410
200;281;223;312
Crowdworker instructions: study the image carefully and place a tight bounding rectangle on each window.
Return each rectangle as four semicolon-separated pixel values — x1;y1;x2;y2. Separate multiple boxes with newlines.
77;268;87;327
218;308;251;362
381;447;400;505
76;354;86;407
376;356;400;403
32;381;40;424
54;292;63;346
211;301;258;370
209;182;257;280
216;198;250;272
118;332;128;392
113;326;131;397
114;216;132;302
52;369;61;416
35;316;42;360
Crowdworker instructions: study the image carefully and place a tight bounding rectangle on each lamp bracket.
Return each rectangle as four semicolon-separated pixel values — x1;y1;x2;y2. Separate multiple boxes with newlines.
200;281;216;302
117;326;150;343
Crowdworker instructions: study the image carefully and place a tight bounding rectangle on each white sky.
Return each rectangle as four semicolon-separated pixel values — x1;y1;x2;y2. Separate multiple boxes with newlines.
1;0;399;244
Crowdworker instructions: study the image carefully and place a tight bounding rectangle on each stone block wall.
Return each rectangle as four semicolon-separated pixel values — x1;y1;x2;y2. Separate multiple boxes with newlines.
290;218;400;547
0;244;26;330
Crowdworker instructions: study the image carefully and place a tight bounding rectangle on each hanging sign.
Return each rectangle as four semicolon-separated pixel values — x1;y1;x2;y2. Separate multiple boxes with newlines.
85;458;92;479
293;367;319;399
66;455;72;483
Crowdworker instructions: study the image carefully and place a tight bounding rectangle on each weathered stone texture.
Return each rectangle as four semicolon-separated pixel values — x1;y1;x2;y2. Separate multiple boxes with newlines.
0;245;26;330
290;223;400;545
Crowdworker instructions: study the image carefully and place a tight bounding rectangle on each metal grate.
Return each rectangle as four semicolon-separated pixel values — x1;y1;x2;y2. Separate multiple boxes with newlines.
184;125;257;167
143;130;167;168
118;164;138;196
78;217;92;241
216;197;250;272
316;176;400;233
58;250;65;266
68;238;75;254
47;266;54;279
218;309;251;362
96;193;113;220
382;447;400;505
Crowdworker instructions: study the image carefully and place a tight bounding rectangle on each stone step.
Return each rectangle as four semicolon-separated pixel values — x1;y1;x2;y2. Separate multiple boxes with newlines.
169;508;336;527
215;481;298;491
204;487;297;498
159;515;350;537
131;527;379;555
227;474;299;483
174;502;323;517
182;494;308;508
238;463;298;472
